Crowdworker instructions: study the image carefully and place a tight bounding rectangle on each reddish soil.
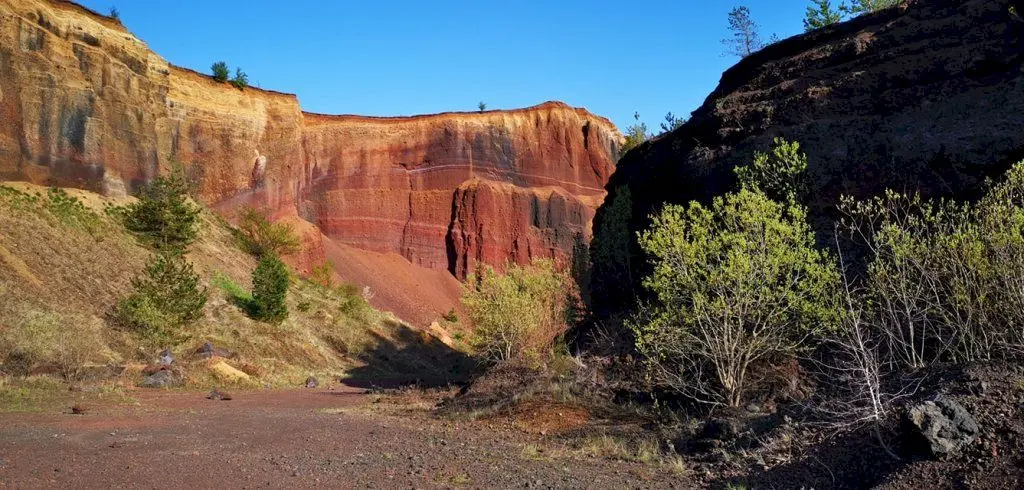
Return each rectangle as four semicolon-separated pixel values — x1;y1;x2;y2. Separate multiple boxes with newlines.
0;386;686;488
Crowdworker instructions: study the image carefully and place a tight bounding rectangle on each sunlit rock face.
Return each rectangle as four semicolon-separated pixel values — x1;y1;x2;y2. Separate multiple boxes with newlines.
0;0;620;280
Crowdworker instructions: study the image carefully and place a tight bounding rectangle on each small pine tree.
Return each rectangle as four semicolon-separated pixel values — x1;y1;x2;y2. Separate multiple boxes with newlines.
660;112;685;134
841;0;899;15
231;68;249;90
252;255;289;323
211;62;229;83
108;6;120;21
804;0;843;31
722;6;765;58
121;166;200;252
116;253;208;346
478;101;487;112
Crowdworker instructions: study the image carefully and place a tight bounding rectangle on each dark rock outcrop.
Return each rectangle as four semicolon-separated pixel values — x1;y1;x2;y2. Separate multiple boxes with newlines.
906;396;981;458
593;0;1024;311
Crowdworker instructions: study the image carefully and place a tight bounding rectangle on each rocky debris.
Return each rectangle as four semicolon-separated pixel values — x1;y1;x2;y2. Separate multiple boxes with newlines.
139;369;178;389
906;396;981;459
69;404;86;415
193;342;231;360
207;389;233;401
304;376;319;389
158;349;174;366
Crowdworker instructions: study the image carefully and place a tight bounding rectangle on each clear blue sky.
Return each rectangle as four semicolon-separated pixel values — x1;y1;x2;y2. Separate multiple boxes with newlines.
78;1;807;132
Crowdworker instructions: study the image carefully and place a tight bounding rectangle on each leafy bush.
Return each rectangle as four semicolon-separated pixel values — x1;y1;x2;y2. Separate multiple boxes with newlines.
251;254;290;324
442;309;459;323
211;61;229;82
310;261;334;288
734;137;809;204
463;260;575;364
633;187;839;407
235;207;300;258
118;169;200;251
0;310;107;380
839;160;1024;366
115;253;208;346
620;112;650;157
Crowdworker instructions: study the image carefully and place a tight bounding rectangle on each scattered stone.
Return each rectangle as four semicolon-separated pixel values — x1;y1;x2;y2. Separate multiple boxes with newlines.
304;376;319;389
906;396;981;459
158;349;174;366
138;369;177;388
207;389;233;401
70;404;86;415
194;342;231;360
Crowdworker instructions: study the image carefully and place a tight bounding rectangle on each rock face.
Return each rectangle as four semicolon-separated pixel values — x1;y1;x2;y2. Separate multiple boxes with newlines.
594;0;1024;309
301;107;616;277
0;0;619;288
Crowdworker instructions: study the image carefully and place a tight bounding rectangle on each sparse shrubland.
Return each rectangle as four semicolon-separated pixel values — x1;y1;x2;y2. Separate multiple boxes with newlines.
0;181;467;403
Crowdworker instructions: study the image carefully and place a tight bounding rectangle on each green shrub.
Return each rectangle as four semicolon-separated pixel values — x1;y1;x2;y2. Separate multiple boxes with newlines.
734;137;809;204
463;260;575;364
633;187;839;407
252;255;289;324
235;207;301;258
839;160;1024;366
211;61;229;82
119;168;200;251
116;253;207;346
442;309;459;323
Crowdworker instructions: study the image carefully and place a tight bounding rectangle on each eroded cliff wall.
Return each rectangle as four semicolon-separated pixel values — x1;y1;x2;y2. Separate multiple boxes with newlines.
0;0;619;293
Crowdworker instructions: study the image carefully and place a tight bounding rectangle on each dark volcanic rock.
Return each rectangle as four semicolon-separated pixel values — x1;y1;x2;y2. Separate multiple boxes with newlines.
594;0;1024;312
906;396;981;459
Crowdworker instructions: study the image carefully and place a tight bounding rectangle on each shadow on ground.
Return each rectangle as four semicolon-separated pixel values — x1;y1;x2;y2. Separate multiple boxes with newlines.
342;319;476;389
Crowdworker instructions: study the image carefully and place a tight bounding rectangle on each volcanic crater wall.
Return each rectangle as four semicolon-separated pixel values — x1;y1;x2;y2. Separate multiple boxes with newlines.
0;0;619;280
593;0;1024;312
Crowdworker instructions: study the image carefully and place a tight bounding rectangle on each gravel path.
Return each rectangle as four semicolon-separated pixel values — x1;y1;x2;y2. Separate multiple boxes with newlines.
0;387;687;488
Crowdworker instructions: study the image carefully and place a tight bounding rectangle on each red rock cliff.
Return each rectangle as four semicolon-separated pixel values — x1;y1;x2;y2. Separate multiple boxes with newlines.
0;0;620;287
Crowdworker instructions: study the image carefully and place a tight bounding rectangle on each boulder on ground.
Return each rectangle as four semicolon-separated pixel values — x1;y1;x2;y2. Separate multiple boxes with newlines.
139;369;178;388
194;342;231;360
906;396;980;459
305;376;319;388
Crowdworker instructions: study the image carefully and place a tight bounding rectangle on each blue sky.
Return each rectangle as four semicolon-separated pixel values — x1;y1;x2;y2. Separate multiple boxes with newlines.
78;1;807;132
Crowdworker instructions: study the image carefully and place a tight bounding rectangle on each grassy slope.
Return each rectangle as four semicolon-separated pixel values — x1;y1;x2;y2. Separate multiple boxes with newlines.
0;183;472;405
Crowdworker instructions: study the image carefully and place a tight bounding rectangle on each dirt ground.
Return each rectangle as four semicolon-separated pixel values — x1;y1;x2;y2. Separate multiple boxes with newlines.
0;385;686;489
